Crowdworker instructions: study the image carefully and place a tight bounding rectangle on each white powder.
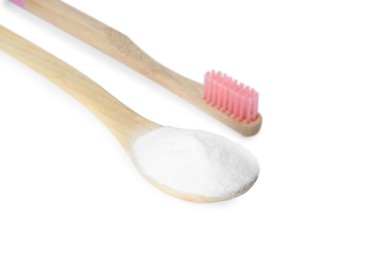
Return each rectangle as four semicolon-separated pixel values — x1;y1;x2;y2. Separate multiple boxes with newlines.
131;127;259;199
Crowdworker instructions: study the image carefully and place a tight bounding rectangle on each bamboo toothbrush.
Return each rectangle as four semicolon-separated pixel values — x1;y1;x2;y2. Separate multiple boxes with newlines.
0;24;259;203
9;0;263;136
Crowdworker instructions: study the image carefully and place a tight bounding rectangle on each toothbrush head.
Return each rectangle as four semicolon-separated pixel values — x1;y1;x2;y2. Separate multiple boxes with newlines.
204;71;259;123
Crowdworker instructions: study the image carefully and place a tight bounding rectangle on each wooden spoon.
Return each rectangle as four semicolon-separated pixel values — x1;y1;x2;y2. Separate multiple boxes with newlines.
0;25;258;203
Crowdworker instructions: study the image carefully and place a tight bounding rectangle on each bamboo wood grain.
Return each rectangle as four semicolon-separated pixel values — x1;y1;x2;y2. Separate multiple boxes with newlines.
0;24;160;149
13;0;262;136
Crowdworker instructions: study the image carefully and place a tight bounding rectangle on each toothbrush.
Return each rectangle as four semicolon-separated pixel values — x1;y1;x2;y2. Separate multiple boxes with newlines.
9;0;263;136
0;24;259;202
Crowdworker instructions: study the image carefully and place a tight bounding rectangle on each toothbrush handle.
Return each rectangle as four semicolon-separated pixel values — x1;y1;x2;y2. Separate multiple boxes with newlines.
15;0;203;99
0;24;159;147
13;0;262;136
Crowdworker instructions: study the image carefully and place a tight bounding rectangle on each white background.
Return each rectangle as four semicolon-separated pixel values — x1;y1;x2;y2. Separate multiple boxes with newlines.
0;0;390;259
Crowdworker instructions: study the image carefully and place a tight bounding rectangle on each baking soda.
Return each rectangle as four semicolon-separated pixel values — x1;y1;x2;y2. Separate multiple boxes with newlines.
132;127;259;198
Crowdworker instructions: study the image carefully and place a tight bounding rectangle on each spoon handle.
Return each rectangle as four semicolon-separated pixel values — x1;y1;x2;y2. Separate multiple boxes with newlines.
0;24;159;148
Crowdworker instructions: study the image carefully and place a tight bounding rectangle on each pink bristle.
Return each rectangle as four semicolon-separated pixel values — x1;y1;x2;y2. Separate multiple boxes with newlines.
216;71;222;82
233;92;240;118
213;82;219;107
222;85;229;112
204;72;211;102
211;80;218;107
211;80;217;105
243;87;251;122
245;96;253;123
227;89;234;115
252;91;259;121
233;80;239;92
217;83;224;109
203;71;259;122
239;95;246;121
217;83;223;109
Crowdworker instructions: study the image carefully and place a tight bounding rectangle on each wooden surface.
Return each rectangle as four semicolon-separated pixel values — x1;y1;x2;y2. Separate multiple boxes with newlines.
19;0;262;136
